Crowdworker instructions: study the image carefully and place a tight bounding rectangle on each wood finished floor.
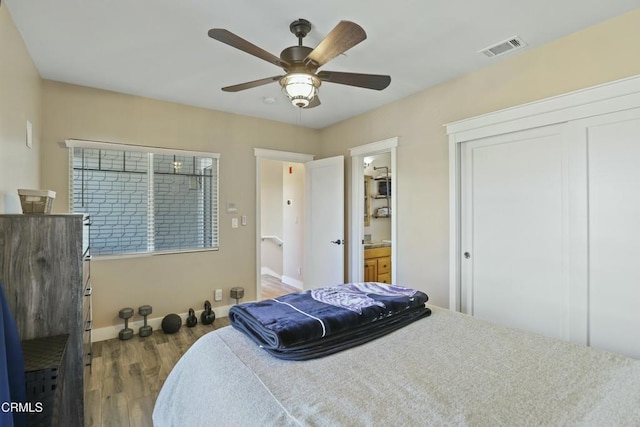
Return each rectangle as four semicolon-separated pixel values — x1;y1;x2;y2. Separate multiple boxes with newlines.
86;276;295;426
85;318;229;427
260;274;301;299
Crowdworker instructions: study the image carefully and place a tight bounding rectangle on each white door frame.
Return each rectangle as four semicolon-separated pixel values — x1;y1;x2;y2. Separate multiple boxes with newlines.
254;148;315;300
349;137;398;283
446;74;640;312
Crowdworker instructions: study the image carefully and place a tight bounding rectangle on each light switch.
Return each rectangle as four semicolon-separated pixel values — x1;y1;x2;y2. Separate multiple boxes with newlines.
241;215;247;226
231;217;239;228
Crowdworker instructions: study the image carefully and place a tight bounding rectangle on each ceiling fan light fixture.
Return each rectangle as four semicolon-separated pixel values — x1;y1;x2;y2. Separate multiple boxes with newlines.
209;20;389;109
280;73;319;108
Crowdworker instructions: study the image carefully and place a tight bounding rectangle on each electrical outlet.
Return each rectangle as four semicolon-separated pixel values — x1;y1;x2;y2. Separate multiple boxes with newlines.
214;289;223;301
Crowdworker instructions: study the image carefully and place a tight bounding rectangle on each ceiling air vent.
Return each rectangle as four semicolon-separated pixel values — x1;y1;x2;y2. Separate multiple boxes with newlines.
478;36;527;58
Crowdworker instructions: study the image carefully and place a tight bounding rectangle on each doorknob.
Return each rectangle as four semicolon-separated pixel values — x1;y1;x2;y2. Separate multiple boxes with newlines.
331;239;344;245
464;252;471;259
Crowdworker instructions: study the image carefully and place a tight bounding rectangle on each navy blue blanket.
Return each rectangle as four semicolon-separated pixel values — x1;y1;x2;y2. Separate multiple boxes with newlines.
229;282;430;360
1;282;27;427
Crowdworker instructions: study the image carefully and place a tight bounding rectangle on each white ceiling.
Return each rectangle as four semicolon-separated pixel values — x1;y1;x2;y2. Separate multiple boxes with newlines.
5;0;640;129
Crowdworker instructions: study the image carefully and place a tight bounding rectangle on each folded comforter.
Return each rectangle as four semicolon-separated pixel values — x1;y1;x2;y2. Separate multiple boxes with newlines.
229;282;431;360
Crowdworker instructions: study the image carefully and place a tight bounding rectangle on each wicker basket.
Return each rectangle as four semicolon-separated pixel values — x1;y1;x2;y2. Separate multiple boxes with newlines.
18;189;56;214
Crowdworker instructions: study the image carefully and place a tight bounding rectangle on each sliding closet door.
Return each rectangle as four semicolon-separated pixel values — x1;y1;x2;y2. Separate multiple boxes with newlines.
461;124;587;341
582;108;640;359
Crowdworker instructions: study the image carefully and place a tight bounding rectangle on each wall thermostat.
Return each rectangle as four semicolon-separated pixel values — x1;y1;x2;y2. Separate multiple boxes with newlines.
226;201;237;213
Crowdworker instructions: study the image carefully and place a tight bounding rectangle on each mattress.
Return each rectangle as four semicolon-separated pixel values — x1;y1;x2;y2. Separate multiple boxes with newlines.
153;306;640;426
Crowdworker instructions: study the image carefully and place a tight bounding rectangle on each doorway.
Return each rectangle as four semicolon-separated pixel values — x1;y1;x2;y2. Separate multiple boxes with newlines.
258;157;307;299
255;149;314;300
349;138;398;283
363;153;392;282
255;149;346;300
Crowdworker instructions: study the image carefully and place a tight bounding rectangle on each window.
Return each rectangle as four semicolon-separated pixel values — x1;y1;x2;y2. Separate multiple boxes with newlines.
66;139;219;256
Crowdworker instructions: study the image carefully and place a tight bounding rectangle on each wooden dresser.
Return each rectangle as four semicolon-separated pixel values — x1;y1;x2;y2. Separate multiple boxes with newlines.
364;246;391;283
0;214;91;426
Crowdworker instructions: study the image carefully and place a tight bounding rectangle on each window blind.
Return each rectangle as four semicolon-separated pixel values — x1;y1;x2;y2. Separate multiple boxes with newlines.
68;140;219;256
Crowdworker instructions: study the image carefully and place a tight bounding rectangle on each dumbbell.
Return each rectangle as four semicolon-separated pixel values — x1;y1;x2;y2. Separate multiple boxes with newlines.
118;307;134;340
231;287;245;304
138;305;153;337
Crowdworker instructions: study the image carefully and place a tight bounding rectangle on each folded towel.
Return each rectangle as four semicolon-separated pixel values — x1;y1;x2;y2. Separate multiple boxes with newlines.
229;282;430;360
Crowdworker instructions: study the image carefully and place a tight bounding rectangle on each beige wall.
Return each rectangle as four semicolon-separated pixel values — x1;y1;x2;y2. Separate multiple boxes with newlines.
0;6;42;213
5;5;640;329
319;9;640;308
41;81;321;328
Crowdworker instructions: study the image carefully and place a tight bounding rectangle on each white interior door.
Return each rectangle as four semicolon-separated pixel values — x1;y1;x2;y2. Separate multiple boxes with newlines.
583;108;640;358
461;124;584;340
304;156;344;288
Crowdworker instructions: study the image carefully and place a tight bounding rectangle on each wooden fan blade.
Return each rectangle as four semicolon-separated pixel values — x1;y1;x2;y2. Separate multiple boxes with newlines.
221;76;283;92
208;28;290;69
317;71;391;90
304;96;321;109
304;21;366;68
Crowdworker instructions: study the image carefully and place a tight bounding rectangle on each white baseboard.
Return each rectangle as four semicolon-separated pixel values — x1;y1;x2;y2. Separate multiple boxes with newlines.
260;267;282;279
282;275;303;289
92;304;233;342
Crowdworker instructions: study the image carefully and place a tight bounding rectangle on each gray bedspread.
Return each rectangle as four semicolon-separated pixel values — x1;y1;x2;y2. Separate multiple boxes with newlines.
153;306;640;426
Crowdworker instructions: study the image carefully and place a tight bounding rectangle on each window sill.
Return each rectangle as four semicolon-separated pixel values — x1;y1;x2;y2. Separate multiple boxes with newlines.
92;247;219;261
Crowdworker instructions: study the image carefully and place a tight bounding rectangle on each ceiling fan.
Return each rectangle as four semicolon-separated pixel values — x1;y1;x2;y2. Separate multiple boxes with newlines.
208;19;391;108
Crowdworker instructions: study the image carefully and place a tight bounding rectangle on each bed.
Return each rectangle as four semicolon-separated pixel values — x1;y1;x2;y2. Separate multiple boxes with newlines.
153;305;640;426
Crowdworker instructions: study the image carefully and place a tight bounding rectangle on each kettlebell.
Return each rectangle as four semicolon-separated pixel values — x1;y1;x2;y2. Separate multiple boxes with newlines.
186;308;198;327
201;300;215;325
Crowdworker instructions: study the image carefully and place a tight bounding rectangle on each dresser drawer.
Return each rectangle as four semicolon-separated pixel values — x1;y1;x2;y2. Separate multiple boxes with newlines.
83;305;92;368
